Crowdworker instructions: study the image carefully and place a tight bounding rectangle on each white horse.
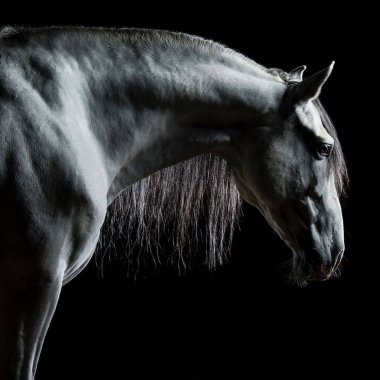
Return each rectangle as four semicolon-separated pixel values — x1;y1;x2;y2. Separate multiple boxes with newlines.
0;27;347;379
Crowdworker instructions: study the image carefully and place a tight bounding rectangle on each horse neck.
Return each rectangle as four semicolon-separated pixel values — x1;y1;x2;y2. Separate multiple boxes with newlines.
29;30;286;202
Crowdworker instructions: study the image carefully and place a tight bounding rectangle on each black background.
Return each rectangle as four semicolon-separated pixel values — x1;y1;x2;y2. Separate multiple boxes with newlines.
1;4;375;379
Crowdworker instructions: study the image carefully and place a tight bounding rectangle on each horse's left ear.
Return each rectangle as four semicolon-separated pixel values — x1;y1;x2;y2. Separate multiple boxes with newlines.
291;61;335;103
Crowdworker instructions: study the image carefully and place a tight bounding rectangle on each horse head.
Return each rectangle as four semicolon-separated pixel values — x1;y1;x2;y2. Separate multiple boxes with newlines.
232;63;347;286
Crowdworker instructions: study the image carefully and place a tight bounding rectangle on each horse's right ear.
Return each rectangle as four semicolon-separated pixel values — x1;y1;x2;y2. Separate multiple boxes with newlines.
289;62;335;104
287;65;307;83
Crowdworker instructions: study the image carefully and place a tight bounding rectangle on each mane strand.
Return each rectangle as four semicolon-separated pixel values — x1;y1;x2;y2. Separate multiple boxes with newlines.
96;155;242;275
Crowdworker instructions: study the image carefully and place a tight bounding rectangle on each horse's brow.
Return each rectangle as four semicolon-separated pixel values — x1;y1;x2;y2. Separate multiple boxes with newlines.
296;108;334;144
297;118;334;146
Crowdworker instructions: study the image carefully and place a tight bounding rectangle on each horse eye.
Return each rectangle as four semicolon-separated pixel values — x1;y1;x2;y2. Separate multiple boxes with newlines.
316;143;332;159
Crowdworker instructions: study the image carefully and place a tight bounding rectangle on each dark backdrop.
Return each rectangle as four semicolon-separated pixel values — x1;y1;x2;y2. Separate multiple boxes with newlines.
1;4;375;379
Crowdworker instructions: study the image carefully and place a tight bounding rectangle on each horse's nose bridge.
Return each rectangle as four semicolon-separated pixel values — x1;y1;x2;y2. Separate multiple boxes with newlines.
295;191;340;233
298;226;332;264
291;196;319;227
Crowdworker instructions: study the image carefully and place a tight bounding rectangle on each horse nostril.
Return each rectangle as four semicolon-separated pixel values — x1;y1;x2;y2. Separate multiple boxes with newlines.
333;249;344;271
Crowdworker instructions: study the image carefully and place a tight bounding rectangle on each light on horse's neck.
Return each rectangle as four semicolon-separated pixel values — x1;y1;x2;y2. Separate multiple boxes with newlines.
81;43;285;202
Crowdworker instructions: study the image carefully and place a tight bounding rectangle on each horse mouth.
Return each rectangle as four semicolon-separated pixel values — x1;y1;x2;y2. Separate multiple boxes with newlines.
290;267;332;287
287;252;343;287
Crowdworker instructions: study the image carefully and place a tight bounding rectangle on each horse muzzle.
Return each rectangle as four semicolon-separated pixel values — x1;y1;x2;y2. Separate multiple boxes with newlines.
293;247;344;282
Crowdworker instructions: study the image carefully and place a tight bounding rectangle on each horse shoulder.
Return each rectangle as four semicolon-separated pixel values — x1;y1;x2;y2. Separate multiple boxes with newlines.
0;105;108;284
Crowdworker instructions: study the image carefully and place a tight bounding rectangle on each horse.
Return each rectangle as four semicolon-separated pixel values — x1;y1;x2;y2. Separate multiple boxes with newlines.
0;26;347;379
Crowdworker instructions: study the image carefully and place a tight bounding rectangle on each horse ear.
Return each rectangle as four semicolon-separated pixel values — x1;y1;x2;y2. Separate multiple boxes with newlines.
287;65;307;83
291;61;335;103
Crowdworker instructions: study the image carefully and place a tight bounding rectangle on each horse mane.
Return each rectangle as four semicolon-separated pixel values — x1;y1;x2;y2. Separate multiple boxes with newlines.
97;155;242;274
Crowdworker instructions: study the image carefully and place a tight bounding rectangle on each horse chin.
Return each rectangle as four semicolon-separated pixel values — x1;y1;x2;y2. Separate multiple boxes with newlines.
292;268;330;287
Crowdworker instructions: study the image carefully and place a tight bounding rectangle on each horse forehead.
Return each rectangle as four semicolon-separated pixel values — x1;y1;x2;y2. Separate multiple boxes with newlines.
294;103;333;143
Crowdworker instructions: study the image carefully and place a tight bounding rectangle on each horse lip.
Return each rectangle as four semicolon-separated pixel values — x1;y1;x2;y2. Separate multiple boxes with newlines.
305;265;334;282
292;253;334;283
307;272;332;282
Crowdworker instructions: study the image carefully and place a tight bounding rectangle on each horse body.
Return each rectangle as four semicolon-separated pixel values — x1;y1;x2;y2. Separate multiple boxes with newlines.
0;27;346;379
